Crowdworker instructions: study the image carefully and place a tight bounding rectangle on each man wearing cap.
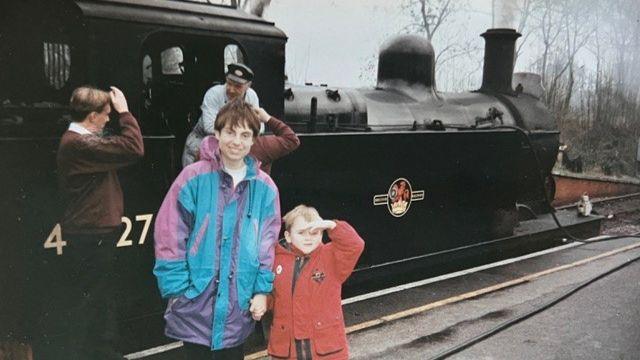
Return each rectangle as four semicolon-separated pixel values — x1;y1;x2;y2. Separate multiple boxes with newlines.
182;63;299;173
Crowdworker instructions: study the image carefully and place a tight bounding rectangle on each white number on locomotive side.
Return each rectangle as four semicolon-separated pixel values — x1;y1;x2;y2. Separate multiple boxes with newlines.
136;214;153;245
44;214;154;254
116;216;134;248
43;223;66;255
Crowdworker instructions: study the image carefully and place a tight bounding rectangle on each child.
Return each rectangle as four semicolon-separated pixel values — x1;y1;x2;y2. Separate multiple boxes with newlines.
267;205;365;360
153;99;280;359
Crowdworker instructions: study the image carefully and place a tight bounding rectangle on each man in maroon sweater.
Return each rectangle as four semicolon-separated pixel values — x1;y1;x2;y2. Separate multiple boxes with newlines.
35;86;143;360
57;86;144;233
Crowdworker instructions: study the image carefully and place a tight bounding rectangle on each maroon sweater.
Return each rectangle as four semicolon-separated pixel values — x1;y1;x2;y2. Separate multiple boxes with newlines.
57;112;144;234
252;117;301;174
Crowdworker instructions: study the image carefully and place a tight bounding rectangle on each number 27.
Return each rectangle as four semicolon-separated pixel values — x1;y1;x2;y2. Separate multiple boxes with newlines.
117;214;154;248
44;214;154;255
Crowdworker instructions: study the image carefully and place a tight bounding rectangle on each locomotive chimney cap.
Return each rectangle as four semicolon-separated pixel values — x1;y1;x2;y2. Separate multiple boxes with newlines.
480;28;521;40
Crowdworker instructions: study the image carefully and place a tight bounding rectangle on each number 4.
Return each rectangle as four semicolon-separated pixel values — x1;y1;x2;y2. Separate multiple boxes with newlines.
44;223;66;255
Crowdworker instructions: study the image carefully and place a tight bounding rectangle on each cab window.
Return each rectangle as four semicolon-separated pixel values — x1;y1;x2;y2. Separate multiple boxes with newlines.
161;47;184;75
43;42;72;90
224;44;244;72
140;33;248;160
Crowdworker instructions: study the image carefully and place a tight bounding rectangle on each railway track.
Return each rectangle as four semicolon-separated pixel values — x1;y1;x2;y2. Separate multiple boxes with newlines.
569;192;640;235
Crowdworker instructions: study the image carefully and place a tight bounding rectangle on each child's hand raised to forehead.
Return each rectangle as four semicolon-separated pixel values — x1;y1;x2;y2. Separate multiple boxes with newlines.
307;219;337;235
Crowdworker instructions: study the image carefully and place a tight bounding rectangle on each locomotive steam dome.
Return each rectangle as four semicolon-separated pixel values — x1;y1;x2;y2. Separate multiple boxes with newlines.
376;35;435;90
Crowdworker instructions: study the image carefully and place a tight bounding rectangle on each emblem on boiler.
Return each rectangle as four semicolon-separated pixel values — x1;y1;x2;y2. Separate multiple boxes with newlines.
373;178;425;217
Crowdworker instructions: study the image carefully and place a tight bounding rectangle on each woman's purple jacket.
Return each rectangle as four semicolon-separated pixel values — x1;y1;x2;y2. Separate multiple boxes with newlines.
153;136;280;349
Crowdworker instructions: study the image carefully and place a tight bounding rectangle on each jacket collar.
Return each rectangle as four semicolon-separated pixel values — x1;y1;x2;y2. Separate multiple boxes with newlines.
68;122;93;135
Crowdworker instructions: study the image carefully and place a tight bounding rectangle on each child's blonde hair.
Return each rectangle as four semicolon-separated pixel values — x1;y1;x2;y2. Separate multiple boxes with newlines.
282;205;321;231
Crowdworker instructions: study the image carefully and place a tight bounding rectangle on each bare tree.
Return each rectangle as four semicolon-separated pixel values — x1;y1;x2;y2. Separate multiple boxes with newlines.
531;0;563;84
401;0;458;40
513;0;535;63
584;2;605;123
529;0;595;111
603;0;640;91
400;0;480;91
558;0;596;111
432;27;482;79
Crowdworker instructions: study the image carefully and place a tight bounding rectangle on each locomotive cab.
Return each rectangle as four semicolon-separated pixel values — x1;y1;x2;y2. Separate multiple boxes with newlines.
0;0;287;353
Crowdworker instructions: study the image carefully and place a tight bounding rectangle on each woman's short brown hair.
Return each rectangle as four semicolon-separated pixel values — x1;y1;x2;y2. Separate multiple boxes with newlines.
214;98;260;137
69;86;110;122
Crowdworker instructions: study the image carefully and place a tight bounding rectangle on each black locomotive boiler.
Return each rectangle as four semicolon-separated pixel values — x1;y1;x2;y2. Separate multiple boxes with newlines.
272;30;601;292
0;0;601;356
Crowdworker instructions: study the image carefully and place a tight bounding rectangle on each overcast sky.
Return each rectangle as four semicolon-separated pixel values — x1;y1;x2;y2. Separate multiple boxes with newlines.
264;0;410;87
263;0;504;88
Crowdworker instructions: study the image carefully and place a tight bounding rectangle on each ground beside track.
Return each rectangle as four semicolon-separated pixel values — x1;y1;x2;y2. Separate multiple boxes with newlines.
348;237;640;359
595;195;640;235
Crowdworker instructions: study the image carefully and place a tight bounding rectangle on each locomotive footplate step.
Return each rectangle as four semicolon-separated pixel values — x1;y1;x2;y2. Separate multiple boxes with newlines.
340;209;603;298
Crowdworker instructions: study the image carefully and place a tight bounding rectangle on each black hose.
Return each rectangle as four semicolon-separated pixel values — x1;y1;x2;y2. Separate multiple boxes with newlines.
492;125;583;241
428;239;640;360
445;123;626;243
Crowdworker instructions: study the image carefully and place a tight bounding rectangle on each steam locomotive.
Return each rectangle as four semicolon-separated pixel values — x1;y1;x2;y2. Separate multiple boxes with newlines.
0;0;600;355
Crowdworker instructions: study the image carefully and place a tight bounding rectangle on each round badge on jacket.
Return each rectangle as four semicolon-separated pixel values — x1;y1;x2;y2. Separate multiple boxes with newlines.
276;265;283;275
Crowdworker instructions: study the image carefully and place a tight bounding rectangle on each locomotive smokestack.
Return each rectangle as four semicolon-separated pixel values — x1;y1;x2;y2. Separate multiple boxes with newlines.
480;28;521;94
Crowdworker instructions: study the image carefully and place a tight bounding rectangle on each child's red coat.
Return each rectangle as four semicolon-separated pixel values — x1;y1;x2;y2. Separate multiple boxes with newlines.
268;221;365;359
